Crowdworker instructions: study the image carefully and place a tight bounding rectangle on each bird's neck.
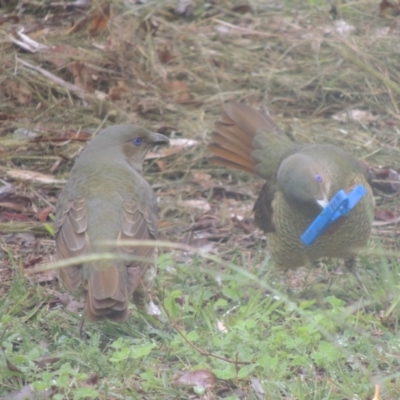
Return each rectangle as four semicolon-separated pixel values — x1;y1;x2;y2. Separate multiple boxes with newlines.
285;196;322;219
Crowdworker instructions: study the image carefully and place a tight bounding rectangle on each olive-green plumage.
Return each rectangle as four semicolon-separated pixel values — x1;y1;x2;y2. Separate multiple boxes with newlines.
55;125;169;322
209;103;374;271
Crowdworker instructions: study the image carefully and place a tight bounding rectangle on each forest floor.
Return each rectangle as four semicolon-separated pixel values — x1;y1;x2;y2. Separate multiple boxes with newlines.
1;0;400;399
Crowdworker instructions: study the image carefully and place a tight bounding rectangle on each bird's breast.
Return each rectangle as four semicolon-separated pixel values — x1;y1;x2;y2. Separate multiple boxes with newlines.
269;180;374;268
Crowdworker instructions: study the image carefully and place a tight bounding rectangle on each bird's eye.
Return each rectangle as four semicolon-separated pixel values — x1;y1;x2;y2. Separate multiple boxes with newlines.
315;174;323;183
133;138;142;146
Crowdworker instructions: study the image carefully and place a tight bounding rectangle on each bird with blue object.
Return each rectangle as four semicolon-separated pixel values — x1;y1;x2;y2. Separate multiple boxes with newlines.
301;184;368;246
208;102;375;287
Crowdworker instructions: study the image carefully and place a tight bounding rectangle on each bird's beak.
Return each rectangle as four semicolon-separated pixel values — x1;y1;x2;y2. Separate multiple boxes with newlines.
151;132;170;146
316;194;329;209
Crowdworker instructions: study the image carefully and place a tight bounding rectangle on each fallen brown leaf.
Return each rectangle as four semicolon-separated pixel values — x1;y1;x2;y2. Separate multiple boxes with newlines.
86;372;99;385
38;206;53;223
155;160;168;171
0;191;31;212
31;130;91;144
165;80;192;104
0;112;16;121
158;48;175;64
174;369;217;389
108;81;131;100
6;80;32;105
71;62;94;92
2;212;29;222
34;356;60;369
232;5;253;14
1;345;23;374
375;209;396;221
69;2;111;35
44;44;78;69
373;167;400;193
380;0;400;16
89;2;110;34
0;14;19;25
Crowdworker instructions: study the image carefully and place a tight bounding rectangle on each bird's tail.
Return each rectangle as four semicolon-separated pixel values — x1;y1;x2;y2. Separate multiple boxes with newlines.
208;102;286;174
86;265;129;321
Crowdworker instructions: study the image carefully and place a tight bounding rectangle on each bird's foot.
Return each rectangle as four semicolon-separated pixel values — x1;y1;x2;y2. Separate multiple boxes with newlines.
344;257;369;295
78;311;89;340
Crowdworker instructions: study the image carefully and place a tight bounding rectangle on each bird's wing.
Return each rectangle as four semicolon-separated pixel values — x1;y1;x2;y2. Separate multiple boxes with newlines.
118;198;158;295
253;181;277;233
55;197;89;291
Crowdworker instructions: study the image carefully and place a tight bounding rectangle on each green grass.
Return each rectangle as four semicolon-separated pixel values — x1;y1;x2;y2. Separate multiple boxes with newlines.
2;250;400;399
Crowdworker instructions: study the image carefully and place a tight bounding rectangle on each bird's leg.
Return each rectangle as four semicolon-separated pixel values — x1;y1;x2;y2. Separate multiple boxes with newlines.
133;288;148;311
312;259;335;290
133;265;157;310
344;257;369;294
284;267;309;292
78;310;87;339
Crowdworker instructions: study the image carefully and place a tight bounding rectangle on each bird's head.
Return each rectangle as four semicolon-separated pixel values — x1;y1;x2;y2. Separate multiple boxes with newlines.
83;125;169;170
277;153;331;210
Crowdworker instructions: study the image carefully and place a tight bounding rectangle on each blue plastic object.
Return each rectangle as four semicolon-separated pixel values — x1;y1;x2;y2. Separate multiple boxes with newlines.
301;184;367;246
